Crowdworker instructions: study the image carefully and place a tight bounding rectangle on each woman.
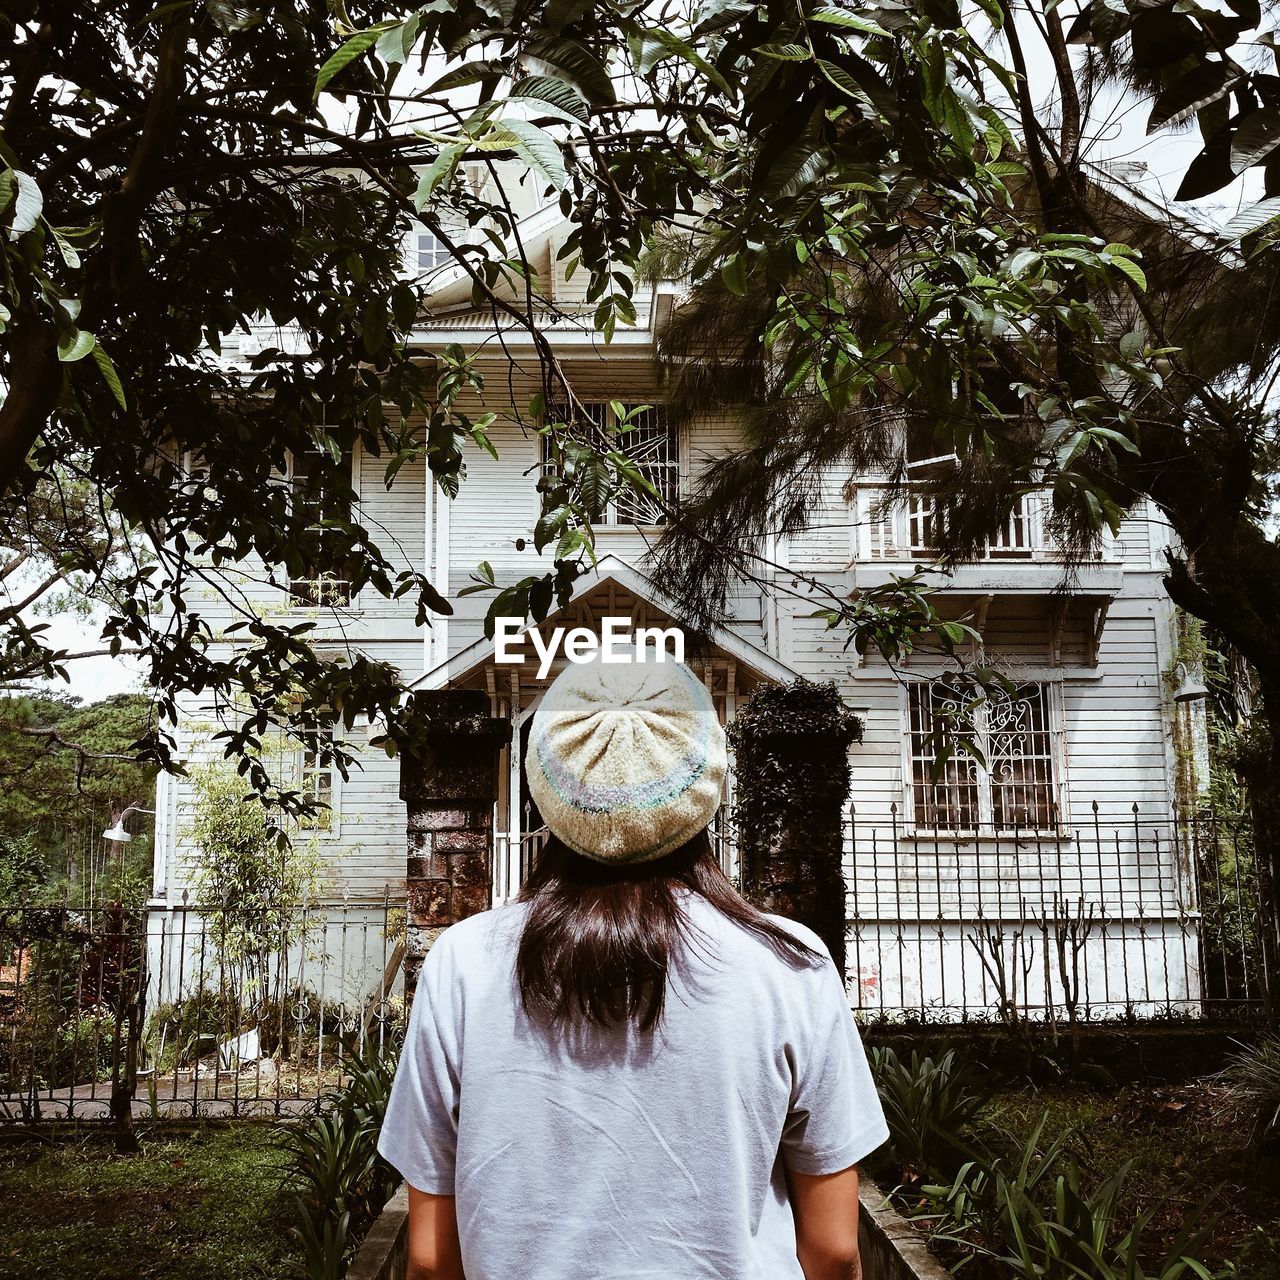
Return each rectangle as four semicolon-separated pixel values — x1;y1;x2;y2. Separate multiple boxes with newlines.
378;651;888;1279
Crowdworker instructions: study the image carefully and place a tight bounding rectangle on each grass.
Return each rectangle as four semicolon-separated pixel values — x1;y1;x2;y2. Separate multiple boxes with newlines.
977;1080;1280;1279
0;1125;296;1279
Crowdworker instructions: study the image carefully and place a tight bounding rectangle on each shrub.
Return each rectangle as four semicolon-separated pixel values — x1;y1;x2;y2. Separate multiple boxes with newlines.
917;1118;1227;1280
279;1048;402;1280
870;1045;991;1177
1220;1034;1280;1150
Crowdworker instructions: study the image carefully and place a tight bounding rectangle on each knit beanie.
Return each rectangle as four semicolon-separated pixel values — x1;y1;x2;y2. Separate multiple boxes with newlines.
525;651;728;864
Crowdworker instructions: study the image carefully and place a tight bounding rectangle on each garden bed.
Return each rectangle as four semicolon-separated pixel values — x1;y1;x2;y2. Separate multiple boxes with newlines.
0;1124;295;1279
865;1050;1280;1280
977;1080;1280;1277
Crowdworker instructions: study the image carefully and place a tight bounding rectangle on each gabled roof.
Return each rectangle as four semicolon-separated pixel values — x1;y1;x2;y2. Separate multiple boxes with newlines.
412;554;800;690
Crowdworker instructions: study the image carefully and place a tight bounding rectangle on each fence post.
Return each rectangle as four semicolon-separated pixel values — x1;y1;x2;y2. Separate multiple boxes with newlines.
107;904;144;1153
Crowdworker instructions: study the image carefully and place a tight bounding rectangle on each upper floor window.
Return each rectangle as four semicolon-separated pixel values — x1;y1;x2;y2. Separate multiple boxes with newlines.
417;231;452;272
286;441;357;607
907;680;1060;831
541;403;680;526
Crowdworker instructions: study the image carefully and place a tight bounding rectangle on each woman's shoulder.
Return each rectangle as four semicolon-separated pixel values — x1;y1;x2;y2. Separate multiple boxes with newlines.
680;891;834;967
432;901;529;964
760;911;832;960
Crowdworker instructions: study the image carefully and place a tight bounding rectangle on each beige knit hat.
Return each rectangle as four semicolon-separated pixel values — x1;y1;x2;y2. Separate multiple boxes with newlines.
525;652;728;864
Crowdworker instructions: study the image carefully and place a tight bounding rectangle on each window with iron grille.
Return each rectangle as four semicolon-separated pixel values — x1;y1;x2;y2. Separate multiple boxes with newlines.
541;403;680;526
907;681;1060;830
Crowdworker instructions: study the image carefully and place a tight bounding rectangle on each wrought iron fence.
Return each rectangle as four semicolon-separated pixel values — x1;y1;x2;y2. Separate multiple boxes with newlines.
1;895;404;1124
2;806;1273;1126
846;805;1274;1024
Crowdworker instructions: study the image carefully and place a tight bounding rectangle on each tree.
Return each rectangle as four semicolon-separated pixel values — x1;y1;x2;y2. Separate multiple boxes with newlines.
186;761;326;1053
0;691;157;903
0;1;502;806
628;7;1280;834
9;0;1280;827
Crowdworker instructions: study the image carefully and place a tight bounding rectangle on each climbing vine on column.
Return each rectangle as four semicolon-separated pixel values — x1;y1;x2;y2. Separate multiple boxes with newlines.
728;680;862;975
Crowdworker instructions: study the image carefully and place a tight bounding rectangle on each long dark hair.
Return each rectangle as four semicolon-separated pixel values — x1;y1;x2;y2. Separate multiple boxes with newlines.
516;828;821;1031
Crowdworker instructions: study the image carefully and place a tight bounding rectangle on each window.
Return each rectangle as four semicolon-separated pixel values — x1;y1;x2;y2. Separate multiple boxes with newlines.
297;716;338;832
286;442;357;606
541;402;680;526
908;681;1060;831
417;231;452;272
900;368;1036;559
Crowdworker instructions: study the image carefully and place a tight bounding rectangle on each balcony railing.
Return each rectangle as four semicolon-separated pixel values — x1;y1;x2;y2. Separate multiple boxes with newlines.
859;485;1049;561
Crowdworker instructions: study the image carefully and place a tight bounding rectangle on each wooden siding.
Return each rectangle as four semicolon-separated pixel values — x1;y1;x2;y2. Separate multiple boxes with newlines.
155;335;1184;906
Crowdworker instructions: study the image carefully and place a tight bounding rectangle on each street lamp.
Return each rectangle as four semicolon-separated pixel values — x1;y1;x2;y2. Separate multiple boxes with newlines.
102;805;156;843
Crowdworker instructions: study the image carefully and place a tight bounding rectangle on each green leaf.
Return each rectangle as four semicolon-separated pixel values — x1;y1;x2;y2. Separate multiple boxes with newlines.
1222;196;1280;239
374;15;421;67
641;29;734;95
413;146;465;210
817;59;868;102
91;344;127;409
1089;426;1140;455
522;36;616;106
1005;247;1041;279
1108;254;1147;291
509;75;590;124
938;88;975;154
1175;136;1235;201
426;60;506;93
1147;62;1240;133
496;118;568;191
1231;106;1280;174
808;8;889;36
757;42;810;60
58;329;95;362
51;229;80;269
206;1;264;33
315;26;391;98
9;169;42;236
721;254;748;295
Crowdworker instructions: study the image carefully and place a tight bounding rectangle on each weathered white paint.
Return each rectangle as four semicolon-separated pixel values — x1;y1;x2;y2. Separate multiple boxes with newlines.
149;210;1197;1018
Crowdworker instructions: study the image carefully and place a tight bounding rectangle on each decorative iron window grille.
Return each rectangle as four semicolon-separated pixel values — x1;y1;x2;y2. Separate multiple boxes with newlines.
541;403;680;526
908;681;1060;830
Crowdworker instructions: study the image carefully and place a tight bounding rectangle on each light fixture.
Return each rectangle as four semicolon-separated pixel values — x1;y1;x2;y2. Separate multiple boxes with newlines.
102;805;156;843
1173;662;1209;704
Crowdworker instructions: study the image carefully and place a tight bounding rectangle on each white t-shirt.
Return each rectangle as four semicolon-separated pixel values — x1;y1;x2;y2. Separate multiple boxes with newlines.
377;891;889;1280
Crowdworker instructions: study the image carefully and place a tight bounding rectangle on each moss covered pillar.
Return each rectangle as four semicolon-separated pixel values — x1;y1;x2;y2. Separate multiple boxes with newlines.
398;689;507;998
728;680;862;976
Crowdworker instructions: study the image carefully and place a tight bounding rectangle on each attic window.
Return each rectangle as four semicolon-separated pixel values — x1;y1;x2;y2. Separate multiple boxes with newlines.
417;231;452;272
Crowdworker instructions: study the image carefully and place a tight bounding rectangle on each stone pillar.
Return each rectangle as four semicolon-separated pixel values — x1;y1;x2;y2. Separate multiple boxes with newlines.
728;680;862;976
398;689;507;997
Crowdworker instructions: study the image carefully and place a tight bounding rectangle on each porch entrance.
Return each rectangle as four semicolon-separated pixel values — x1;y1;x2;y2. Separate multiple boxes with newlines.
406;562;803;903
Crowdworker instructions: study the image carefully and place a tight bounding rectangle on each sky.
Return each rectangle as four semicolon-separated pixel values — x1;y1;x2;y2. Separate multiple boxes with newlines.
29;23;1268;707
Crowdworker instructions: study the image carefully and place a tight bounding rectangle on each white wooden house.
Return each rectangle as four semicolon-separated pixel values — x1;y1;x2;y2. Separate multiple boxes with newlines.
147;184;1211;1025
